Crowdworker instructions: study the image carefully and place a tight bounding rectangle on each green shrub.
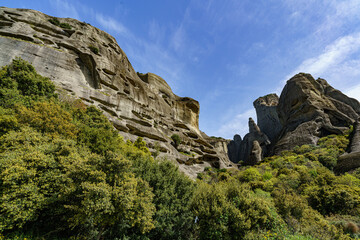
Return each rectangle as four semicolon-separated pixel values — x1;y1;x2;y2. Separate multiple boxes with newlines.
89;45;99;54
171;134;181;148
238;167;261;182
0;57;56;108
49;18;72;29
191;181;282;239
305;184;360;215
48;17;60;26
59;22;72;29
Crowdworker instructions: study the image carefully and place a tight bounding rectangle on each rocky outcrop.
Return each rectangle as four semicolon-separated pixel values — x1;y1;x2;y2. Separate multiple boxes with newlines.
274;73;358;154
228;118;270;165
0;7;231;178
227;134;241;163
335;119;360;173
253;94;282;142
239;118;271;165
229;73;359;166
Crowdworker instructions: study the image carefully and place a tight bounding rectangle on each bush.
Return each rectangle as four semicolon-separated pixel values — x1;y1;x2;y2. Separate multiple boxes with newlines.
191;181;281;239
89;45;99;54
48;17;60;26
49;18;72;29
171;134;181;148
16;101;78;139
59;22;72;29
0;58;57;109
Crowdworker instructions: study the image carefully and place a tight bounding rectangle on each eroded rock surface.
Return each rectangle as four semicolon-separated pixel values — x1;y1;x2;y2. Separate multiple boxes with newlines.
336;119;360;173
0;7;230;178
228;118;270;165
229;73;359;167
274;73;358;154
227;134;241;163
253;94;282;142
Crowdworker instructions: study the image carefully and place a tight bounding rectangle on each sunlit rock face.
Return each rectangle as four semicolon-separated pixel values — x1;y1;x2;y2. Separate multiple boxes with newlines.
275;73;359;154
0;7;231;178
229;73;360;166
253;93;282;143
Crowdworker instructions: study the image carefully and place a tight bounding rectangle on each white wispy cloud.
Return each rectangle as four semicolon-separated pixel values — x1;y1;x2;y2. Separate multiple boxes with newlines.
95;13;131;38
345;84;360;100
285;32;360;80
216;108;256;139
281;32;360;103
170;24;186;52
49;0;80;19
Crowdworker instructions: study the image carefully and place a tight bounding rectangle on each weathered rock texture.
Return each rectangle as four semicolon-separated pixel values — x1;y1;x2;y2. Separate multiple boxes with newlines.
227;118;270;165
275;73;359;154
229;73;360;168
227;134;241;163
253;94;282;142
0;7;231;178
335;119;360;173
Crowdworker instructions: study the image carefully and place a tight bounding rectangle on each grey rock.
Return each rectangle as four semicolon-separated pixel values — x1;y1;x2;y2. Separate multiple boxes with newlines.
335;118;360;173
253;94;282;142
274;73;358;154
349;119;360;153
238;118;270;165
227;134;242;163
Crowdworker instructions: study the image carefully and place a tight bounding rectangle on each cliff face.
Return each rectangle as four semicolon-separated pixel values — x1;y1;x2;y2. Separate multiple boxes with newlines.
275;73;359;154
253;93;281;143
0;7;230;178
229;73;360;170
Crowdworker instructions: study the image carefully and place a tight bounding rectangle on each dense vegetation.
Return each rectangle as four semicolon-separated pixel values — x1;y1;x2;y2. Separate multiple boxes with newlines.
0;58;359;239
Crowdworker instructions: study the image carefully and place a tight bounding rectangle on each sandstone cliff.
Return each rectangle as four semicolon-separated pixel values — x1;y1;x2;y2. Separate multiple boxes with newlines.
0;7;230;178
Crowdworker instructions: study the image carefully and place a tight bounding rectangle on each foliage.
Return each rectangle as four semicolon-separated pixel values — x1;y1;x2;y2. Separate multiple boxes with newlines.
48;17;72;29
171;134;181;148
48;17;60;26
0;58;359;239
0;57;56;108
16;101;78;139
73;105;123;155
88;45;99;54
59;22;72;29
124;139;196;239
191;181;282;240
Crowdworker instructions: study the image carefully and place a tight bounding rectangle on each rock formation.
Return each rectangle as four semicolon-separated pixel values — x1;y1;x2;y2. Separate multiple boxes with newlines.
227;134;241;163
229;73;360;167
274;73;358;154
335;118;360;173
228;118;270;165
0;7;230;178
253;94;282;142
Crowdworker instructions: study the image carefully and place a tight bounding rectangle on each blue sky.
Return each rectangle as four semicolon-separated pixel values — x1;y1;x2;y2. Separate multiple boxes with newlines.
4;0;360;139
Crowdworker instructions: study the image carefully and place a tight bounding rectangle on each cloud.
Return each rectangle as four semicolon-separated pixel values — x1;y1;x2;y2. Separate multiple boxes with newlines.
170;24;186;52
283;32;360;88
216;108;256;139
148;20;165;43
345;84;360;101
49;0;80;19
95;13;131;38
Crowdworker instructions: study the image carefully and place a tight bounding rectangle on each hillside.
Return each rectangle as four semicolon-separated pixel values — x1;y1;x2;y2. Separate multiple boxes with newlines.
0;6;360;240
